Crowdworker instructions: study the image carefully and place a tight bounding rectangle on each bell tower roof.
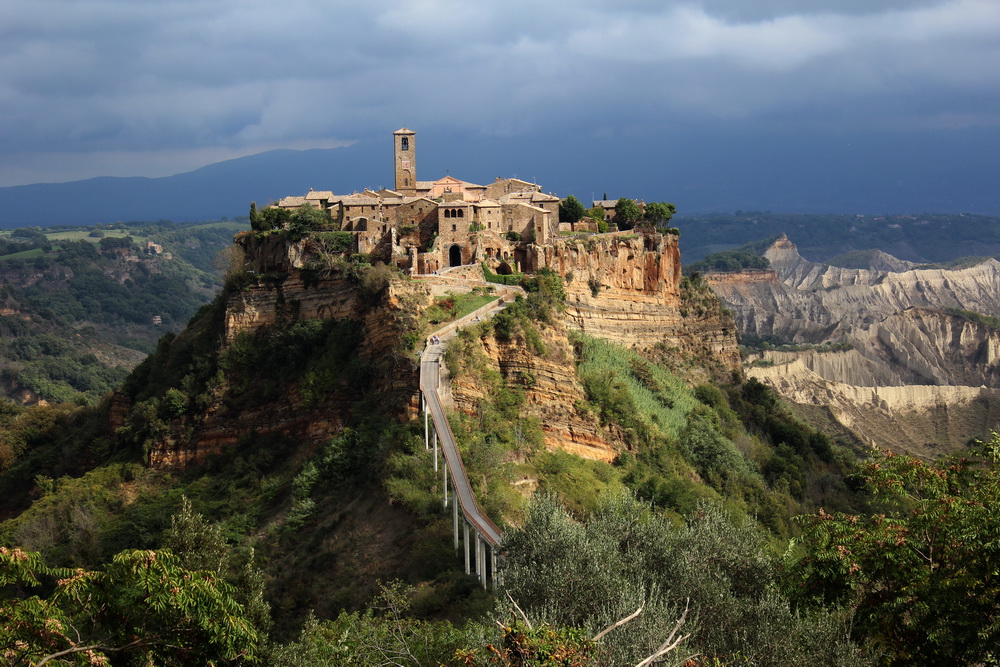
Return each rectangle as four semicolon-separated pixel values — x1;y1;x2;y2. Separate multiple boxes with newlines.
394;127;415;135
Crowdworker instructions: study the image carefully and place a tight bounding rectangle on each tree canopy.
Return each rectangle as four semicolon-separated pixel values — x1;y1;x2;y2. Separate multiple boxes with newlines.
643;202;677;228
558;195;585;223
0;547;261;665
791;435;1000;665
614;198;641;228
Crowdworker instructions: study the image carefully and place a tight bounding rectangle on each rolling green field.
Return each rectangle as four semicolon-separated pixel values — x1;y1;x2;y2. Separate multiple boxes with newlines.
43;230;144;243
0;247;45;261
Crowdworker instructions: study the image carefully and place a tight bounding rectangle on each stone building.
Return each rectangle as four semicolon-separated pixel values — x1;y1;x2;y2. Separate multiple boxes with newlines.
269;128;562;275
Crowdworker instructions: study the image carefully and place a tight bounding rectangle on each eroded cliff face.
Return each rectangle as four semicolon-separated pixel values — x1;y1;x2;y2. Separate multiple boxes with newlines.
147;230;739;467
713;235;1000;344
712;235;1000;453
440;233;740;462
528;233;680;350
446;321;620;462
148;263;430;468
748;357;1000;455
529;232;740;370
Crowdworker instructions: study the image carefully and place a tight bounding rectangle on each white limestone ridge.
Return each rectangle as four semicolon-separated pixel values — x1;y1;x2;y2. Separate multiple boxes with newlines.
711;234;1000;453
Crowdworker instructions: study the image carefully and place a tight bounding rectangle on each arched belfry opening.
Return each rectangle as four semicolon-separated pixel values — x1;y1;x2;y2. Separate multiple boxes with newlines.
449;245;463;267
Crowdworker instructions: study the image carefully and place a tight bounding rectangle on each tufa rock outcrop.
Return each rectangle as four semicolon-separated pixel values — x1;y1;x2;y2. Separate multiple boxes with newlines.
144;228;740;467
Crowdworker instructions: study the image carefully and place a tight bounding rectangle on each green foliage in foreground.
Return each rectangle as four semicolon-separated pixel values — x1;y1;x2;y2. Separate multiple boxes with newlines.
502;494;868;666
791;435;1000;665
0;546;261;666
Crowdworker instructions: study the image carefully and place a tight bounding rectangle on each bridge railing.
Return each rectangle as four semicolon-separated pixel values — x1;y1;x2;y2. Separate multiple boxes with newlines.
418;294;519;587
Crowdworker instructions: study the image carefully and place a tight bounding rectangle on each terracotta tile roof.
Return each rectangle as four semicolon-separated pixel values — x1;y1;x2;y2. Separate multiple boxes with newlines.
276;196;307;207
305;190;334;200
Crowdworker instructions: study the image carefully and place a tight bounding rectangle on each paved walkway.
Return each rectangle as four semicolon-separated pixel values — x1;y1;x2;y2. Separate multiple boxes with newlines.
419;295;518;547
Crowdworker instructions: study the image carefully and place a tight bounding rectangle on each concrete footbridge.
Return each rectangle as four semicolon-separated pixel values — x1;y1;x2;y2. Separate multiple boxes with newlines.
418;285;521;588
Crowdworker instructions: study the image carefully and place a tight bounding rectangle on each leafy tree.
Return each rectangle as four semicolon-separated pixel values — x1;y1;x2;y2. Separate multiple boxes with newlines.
791;435;1000;664
248;202;260;231
97;236;134;252
256;207;290;233
10;228;47;244
164;497;272;638
614;199;641;229
558;195;585;223
270;582;471;666
642;202;676;229
0;546;262;665
502;494;864;665
288;205;331;240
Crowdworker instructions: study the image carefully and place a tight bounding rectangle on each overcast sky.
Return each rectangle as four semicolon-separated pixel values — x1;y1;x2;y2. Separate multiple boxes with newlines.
2;0;998;209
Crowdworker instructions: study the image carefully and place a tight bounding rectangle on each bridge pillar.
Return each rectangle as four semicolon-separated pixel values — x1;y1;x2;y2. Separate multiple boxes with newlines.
478;535;487;589
463;521;470;574
453;485;460;551
443;459;449;508
491;547;497;589
423;395;429;450
433;429;438;473
474;531;481;576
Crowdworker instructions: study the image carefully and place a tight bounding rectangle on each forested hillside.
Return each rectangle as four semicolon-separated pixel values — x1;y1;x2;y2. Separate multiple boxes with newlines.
679;212;1000;264
0;221;244;403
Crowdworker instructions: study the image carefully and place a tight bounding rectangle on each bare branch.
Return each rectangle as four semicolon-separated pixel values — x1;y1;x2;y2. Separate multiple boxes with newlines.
506;591;532;629
35;638;147;666
634;598;691;667
593;603;645;641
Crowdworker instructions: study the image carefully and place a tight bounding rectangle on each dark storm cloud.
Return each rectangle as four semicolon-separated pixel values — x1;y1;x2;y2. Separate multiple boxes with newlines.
0;0;997;186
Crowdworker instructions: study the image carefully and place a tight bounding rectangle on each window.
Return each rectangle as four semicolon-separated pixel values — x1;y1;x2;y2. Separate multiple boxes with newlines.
401;137;409;151
457;209;464;218
452;224;457;232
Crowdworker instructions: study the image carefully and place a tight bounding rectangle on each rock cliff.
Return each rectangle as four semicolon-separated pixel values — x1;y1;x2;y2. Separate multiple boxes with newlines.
441;232;740;462
446;321;620;462
711;235;1000;452
147;230;740;467
529;232;740;370
148;261;430;468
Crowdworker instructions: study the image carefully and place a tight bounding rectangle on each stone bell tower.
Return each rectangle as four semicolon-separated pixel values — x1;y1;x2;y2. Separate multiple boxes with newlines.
393;128;416;194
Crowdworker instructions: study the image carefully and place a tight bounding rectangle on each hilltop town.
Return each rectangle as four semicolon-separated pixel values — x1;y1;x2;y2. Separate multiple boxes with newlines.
261;128;634;276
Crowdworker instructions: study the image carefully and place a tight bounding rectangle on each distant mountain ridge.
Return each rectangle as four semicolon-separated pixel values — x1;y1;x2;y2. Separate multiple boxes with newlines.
3;128;1000;228
0;144;385;228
